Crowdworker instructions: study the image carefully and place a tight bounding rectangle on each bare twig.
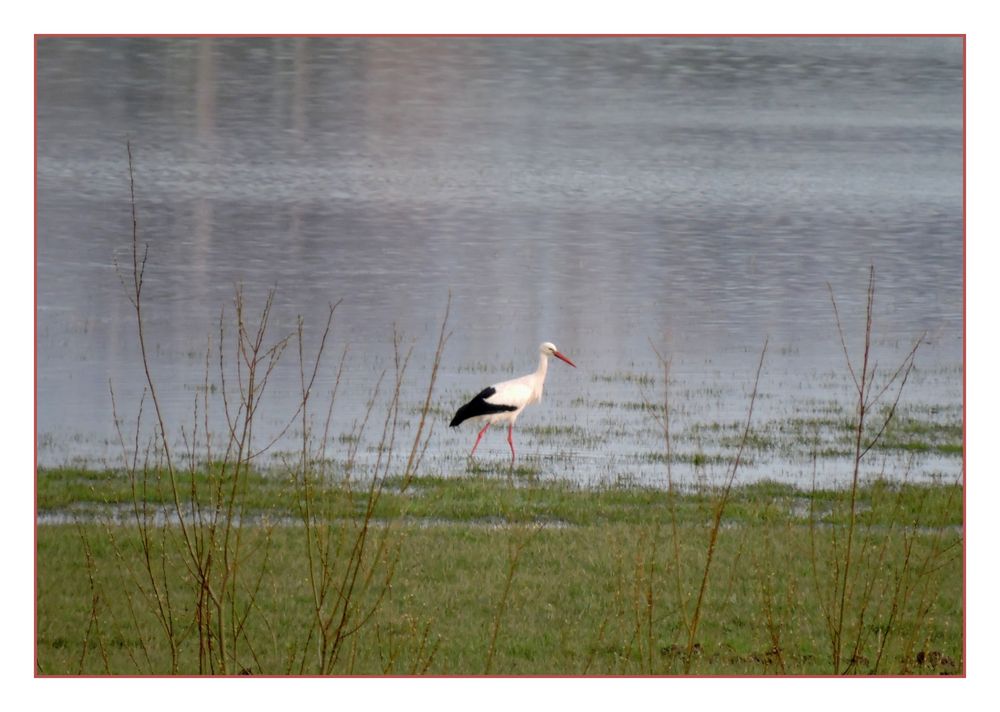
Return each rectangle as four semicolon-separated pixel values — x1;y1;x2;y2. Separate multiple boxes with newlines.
683;337;768;673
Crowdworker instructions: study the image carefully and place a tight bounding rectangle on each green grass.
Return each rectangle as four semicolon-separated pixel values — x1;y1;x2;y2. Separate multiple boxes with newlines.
36;468;963;675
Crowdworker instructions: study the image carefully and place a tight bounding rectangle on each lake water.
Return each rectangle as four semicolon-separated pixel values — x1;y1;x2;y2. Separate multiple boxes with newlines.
36;37;964;487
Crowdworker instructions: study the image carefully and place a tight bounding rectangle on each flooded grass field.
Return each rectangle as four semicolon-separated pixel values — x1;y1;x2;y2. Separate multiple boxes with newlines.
36;360;963;488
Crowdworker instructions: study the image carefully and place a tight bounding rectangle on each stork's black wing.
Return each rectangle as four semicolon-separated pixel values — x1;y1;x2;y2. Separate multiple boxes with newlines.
449;387;518;427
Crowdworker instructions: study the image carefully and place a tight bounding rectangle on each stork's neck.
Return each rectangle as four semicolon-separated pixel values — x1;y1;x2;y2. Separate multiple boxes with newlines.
536;352;549;381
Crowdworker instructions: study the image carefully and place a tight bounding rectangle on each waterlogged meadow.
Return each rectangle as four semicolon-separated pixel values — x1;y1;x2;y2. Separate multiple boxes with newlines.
35;176;963;674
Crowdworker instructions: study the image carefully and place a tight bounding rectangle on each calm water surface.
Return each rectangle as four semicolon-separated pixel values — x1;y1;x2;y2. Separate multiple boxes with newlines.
36;37;964;486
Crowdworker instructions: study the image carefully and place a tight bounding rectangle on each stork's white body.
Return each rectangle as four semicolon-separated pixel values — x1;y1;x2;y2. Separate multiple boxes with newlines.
450;342;576;462
478;351;551;426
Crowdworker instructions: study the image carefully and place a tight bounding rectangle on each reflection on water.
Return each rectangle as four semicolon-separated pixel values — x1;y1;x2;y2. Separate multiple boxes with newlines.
36;37;964;485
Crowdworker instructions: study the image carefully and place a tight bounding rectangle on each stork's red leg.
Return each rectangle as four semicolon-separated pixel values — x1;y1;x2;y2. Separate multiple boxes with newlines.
507;424;515;464
470;422;490;457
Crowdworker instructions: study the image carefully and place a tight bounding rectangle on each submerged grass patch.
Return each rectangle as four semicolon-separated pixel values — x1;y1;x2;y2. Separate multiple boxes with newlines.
591;371;656;386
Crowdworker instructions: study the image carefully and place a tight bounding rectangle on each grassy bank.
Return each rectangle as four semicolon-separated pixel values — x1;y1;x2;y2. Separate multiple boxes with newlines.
36;468;963;675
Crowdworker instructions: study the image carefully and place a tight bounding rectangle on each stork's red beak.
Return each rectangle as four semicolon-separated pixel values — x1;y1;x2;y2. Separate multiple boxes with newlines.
554;351;576;368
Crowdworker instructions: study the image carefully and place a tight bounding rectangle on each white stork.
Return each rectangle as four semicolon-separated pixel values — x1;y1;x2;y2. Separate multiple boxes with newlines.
450;342;577;463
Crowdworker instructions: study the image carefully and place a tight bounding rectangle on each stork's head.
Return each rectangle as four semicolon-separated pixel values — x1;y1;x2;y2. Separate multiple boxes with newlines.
540;342;576;368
